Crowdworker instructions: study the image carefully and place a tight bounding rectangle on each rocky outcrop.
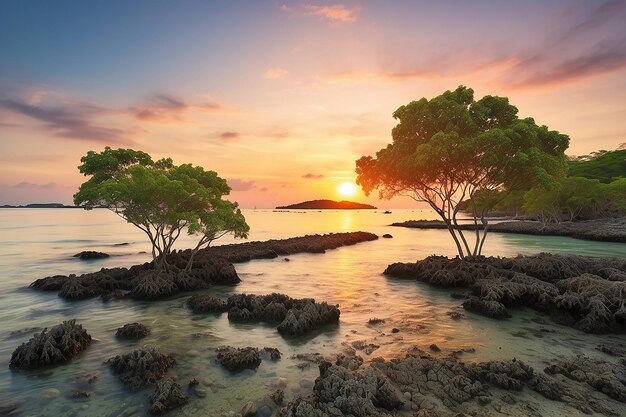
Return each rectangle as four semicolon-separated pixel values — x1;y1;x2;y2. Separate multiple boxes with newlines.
116;323;150;340
9;320;91;369
385;254;626;333
149;377;188;415
391;218;626;243
186;294;228;314
216;346;261;372
30;232;377;302
280;352;626;417
226;293;340;336
73;251;110;260
106;345;174;390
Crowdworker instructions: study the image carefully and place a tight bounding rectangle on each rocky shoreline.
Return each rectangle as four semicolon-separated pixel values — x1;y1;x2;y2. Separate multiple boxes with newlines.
29;232;378;302
384;253;626;334
391;218;626;243
279;345;626;417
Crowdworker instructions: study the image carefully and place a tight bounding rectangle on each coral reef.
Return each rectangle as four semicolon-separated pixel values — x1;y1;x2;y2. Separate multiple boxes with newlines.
149;377;188;415
216;346;262;372
115;323;150;340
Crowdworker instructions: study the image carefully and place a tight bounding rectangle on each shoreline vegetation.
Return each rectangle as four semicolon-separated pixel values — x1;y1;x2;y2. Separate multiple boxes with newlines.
391;218;626;243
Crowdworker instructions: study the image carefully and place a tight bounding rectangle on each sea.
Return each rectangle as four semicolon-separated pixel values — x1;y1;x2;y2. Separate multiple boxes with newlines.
0;208;624;416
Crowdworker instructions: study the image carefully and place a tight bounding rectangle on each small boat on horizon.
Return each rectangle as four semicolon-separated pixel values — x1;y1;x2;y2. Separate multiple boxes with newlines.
383;210;392;214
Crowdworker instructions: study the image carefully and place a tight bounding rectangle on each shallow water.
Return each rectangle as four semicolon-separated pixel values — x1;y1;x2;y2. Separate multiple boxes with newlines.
0;209;625;416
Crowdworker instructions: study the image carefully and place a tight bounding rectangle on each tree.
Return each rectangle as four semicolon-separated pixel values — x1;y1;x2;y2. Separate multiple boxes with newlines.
356;86;569;258
73;147;249;272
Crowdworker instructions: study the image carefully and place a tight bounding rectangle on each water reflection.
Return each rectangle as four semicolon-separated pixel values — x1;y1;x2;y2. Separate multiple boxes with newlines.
0;209;624;416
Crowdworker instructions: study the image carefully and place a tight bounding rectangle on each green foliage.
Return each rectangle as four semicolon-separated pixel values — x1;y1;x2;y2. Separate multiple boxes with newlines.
356;86;569;258
74;147;249;270
568;148;626;183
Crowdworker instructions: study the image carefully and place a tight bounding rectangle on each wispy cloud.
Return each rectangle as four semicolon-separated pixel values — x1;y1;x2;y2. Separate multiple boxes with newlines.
0;98;132;143
227;178;256;191
265;67;288;79
302;173;324;179
219;131;240;140
14;182;57;189
281;3;359;23
131;94;221;122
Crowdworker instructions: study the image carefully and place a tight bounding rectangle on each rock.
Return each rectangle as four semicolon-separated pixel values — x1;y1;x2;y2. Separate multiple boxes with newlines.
368;318;385;325
41;388;61;399
187;295;228;314
272;377;287;388
429;344;441;352
68;390;91;399
73;251;110;260
384;254;626;334
115;323;150;340
240;401;257;417
106;345;174;390
149;377;188;415
188;378;199;386
382;234;393;238
257;404;272;417
130;271;179;300
226;293;340;336
391;328;400;333
261;347;281;361
216;346;261;372
270;389;284;405
193;387;207;398
31;233;378;302
9;320;91;369
463;297;511;319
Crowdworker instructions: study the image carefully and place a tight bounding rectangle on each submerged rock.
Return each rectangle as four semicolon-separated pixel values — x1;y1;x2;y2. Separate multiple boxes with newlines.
216;346;261;372
106;345;174;390
149;377;188;415
9;320;91;369
116;323;150;340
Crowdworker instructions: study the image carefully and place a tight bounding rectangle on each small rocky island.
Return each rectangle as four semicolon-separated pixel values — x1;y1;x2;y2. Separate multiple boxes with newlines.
276;199;377;210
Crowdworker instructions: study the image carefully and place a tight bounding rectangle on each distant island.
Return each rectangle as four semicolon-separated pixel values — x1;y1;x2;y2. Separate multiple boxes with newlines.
0;203;79;209
275;199;377;210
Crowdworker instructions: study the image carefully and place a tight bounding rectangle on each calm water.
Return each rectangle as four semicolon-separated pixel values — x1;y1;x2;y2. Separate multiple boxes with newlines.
0;209;625;417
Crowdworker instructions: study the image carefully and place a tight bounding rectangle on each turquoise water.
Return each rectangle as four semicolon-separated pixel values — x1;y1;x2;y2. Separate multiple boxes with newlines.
0;209;624;416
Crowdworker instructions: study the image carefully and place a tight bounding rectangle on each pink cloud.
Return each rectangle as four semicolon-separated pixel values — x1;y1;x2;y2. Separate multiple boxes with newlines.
281;3;359;23
265;67;288;79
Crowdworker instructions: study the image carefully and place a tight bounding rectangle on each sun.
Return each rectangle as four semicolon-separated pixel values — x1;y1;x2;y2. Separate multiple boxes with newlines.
337;182;357;197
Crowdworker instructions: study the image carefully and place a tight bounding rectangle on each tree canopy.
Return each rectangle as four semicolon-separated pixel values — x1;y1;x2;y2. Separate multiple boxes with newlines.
568;148;626;183
356;86;569;258
74;147;249;271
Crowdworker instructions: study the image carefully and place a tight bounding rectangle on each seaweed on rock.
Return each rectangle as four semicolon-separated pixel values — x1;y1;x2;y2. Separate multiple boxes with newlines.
115;323;150;340
226;293;340;336
216;346;261;372
186;294;228;314
106;345;174;390
149;377;188;415
9;320;91;369
130;271;179;300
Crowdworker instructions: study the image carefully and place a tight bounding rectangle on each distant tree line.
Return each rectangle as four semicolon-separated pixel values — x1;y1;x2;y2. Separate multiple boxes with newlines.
462;146;626;224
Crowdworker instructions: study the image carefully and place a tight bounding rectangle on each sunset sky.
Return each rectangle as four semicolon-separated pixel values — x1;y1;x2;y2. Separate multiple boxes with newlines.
1;0;625;208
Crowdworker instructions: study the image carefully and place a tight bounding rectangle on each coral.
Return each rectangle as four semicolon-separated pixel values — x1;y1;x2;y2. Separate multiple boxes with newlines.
186;294;228;314
149;377;188;415
115;323;150;340
216;346;261;372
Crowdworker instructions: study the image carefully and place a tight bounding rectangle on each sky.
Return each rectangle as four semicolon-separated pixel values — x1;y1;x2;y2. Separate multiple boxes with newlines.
1;0;625;208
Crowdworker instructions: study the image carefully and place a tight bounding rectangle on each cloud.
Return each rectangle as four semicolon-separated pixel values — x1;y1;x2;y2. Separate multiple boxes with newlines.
227;178;256;191
14;182;57;189
219;131;240;140
302;173;324;179
259;187;268;192
131;94;221;122
265;67;288;79
281;3;359;23
0;98;132;143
